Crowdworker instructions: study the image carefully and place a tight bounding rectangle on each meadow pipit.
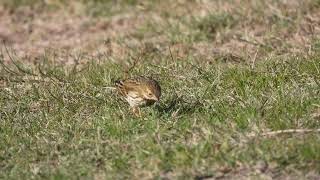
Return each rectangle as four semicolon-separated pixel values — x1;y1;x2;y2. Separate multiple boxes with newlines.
115;76;161;116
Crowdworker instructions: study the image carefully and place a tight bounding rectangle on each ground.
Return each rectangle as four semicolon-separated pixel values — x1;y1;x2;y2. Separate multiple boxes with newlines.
0;0;320;179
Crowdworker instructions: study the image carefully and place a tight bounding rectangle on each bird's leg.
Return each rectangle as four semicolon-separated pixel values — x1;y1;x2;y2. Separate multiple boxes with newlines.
132;107;142;117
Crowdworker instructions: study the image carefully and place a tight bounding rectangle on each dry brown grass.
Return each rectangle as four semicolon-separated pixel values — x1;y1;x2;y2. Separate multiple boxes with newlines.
0;0;319;65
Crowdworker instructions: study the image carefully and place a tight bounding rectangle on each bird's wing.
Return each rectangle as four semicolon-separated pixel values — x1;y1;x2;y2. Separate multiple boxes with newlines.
115;78;144;96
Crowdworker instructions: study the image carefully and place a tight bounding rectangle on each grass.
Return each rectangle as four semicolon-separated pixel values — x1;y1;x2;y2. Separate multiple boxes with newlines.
1;0;320;179
0;52;319;179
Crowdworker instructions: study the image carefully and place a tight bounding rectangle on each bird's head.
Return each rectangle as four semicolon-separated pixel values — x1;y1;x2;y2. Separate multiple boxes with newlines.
142;80;161;102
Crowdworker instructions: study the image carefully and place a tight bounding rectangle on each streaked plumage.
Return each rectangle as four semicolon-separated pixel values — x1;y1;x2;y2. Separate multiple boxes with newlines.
115;76;161;116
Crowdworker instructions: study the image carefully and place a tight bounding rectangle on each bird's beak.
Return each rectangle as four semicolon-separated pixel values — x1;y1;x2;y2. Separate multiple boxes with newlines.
153;96;159;102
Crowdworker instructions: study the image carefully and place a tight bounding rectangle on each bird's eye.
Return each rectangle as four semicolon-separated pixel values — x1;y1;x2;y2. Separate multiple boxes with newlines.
148;93;153;96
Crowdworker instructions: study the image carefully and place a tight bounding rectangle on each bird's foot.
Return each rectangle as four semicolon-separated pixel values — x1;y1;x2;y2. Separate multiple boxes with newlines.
132;107;142;117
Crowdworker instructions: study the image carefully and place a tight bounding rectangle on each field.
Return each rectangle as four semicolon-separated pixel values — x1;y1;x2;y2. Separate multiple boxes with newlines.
0;0;320;179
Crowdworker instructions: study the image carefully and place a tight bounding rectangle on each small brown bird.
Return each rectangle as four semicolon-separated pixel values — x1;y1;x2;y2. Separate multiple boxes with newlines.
115;76;161;116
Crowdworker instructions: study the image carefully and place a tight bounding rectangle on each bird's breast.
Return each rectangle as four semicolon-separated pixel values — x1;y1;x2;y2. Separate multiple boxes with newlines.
125;95;146;107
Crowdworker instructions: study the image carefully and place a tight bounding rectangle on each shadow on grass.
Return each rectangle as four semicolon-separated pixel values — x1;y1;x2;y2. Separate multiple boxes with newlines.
155;96;203;117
